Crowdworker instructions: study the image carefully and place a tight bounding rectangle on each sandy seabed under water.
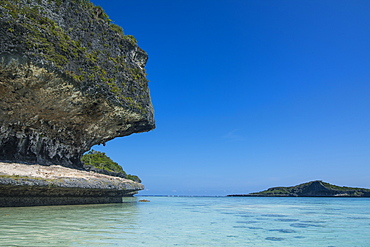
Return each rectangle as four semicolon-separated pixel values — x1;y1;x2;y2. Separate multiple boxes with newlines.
0;196;369;246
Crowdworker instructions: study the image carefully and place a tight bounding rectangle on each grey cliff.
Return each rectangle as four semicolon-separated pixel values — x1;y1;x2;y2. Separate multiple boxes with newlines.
0;0;155;168
0;0;155;206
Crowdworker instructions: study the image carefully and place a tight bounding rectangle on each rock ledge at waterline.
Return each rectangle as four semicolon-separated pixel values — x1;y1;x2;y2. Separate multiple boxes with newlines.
0;0;154;206
0;162;144;207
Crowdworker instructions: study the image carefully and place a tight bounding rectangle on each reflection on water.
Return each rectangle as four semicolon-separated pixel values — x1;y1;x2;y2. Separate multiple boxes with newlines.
1;197;370;246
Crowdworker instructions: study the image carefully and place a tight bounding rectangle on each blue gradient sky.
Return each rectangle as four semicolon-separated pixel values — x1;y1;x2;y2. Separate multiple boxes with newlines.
90;0;370;196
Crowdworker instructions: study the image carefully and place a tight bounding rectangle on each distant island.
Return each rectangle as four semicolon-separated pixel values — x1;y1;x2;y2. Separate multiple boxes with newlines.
228;180;370;197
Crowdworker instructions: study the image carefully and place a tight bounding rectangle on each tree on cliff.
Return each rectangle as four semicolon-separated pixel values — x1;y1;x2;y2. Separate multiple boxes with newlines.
81;150;141;183
81;150;124;173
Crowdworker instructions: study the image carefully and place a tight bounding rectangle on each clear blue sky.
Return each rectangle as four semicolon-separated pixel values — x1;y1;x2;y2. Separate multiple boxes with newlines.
90;0;370;196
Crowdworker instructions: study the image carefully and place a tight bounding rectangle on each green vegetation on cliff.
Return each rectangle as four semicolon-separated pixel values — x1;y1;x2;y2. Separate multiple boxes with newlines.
0;0;150;113
81;150;141;183
81;150;125;174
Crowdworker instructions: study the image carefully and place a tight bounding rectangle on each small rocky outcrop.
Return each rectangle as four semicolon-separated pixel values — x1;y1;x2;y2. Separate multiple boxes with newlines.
228;180;370;197
0;0;155;168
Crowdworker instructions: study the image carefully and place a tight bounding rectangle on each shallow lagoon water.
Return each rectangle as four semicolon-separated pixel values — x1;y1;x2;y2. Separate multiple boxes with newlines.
0;197;370;246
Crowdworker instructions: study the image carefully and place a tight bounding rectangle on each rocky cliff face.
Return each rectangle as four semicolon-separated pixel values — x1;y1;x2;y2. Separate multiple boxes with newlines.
0;0;155;168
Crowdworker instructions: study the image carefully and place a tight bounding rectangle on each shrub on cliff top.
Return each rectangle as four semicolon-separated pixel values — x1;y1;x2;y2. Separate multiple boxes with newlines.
81;150;125;174
81;150;141;182
127;174;141;183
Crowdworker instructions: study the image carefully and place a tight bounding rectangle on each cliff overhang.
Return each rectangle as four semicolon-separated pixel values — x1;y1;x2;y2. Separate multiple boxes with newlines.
0;0;155;168
0;0;155;206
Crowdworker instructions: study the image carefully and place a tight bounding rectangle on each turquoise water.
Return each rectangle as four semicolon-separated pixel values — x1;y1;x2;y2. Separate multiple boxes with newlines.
0;197;370;246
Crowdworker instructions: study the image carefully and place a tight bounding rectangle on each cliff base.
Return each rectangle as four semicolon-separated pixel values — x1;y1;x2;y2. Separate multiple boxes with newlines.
0;162;144;207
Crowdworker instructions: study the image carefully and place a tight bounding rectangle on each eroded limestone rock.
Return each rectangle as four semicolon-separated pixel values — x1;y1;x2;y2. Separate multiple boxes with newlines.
0;0;155;168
